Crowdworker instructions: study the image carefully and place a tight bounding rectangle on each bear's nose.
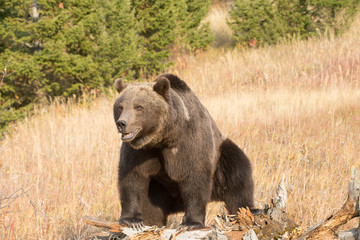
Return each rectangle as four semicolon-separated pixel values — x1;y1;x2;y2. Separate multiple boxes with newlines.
116;120;127;132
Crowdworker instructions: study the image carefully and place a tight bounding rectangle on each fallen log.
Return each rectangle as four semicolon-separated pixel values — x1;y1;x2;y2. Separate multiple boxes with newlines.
82;166;359;240
296;166;360;240
82;215;228;240
82;174;296;239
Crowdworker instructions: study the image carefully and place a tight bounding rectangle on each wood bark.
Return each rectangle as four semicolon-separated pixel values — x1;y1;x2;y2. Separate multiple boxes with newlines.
82;216;124;233
296;166;360;240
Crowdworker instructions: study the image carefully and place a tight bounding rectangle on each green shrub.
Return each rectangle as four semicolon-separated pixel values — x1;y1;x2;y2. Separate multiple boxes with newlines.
130;0;179;74
179;0;214;51
309;0;360;35
228;0;360;47
130;0;212;75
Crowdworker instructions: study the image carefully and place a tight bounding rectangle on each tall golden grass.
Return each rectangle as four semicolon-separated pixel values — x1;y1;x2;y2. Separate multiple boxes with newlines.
1;10;360;240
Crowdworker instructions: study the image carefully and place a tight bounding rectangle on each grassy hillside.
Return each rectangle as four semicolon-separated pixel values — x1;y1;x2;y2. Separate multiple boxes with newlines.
1;10;360;240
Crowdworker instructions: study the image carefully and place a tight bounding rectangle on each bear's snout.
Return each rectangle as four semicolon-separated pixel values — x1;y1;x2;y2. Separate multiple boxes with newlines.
116;120;127;133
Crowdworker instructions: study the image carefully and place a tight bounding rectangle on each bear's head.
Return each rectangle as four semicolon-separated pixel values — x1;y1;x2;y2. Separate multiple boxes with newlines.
113;77;171;149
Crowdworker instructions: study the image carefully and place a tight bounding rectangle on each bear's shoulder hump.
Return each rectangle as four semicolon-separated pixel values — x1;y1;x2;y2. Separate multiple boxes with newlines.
156;74;191;92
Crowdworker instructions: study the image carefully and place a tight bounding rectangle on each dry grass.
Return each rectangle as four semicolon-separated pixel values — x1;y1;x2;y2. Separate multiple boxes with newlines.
0;97;121;239
1;10;360;240
204;2;234;48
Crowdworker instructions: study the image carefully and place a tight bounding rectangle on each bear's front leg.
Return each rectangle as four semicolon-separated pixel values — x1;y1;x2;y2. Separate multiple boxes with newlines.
118;172;148;228
178;174;212;230
118;144;162;228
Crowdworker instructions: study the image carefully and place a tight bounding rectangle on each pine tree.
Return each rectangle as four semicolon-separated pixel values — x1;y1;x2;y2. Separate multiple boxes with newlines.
228;0;360;47
0;0;42;133
130;0;212;75
0;0;141;132
309;0;360;35
180;0;213;51
131;0;179;75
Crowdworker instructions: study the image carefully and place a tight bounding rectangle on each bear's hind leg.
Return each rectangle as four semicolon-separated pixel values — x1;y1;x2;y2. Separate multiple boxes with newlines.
214;139;254;214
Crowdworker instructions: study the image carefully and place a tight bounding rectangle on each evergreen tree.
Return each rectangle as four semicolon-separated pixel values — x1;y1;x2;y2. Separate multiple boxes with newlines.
131;0;179;75
180;0;213;51
228;0;360;47
0;0;140;133
309;0;360;35
228;0;281;46
130;0;212;75
35;0;141;97
0;0;42;133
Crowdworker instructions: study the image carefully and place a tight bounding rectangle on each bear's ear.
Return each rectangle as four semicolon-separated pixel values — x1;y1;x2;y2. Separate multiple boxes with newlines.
154;76;170;101
114;78;127;93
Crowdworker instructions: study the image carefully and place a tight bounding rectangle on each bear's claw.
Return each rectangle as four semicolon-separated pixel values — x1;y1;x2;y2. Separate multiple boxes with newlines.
119;218;144;231
131;222;144;231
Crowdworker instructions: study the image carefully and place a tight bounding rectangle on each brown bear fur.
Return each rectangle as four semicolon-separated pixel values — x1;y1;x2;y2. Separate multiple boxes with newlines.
113;74;254;229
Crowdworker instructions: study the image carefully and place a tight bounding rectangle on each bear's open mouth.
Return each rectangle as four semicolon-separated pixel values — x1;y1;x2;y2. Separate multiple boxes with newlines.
121;128;140;141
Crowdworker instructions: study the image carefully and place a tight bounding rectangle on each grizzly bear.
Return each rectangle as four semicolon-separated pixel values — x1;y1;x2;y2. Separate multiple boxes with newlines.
113;74;254;230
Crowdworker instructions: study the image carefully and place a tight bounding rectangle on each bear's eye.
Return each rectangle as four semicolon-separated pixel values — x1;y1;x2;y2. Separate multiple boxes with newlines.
135;105;144;111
